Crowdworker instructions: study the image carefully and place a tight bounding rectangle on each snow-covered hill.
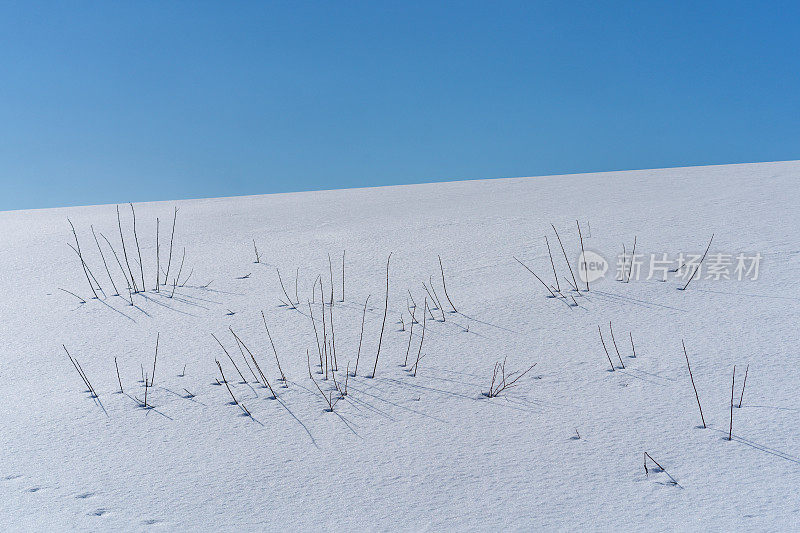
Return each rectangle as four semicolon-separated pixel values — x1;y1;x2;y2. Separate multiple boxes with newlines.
2;161;799;531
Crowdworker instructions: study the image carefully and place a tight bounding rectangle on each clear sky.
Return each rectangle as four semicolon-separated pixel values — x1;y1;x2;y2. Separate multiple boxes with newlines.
1;1;798;210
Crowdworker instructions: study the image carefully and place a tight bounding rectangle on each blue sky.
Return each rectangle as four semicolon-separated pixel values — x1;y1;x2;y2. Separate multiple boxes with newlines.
1;1;798;210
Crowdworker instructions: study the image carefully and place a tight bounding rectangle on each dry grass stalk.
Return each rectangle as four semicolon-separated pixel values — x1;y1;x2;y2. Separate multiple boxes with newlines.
216;359;251;417
328;253;335;304
598;325;615;371
64;345;97;397
412;298;428;376
609;321;625;369
117;205;139;293
485;358;537;398
115;357;123;393
625;236;637;283
513;256;556;298
91;225;119;295
682;339;706;429
68;219;99;299
428;276;446;321
680;234;715;290
545;235;560;292
643;453;679;485
67;242;105;297
577;220;589;291
130;203;146;292
371;252;391;379
438;255;458;312
276;268;297;309
328;293;337;371
262;311;287;382
309;366;341;412
99;231;133;297
308;301;323;370
150;333;159;387
294;268;300;306
407;289;418;311
551;223;578;291
232;332;260;384
738;364;749;408
729;365;736;441
59;287;86;304
320;277;328;379
212;332;248;383
353;294;370;376
155;217;160;292
164;206;178;285
230;329;277;399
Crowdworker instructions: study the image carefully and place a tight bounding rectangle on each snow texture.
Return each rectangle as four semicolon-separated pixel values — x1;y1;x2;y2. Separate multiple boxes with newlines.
2;161;800;530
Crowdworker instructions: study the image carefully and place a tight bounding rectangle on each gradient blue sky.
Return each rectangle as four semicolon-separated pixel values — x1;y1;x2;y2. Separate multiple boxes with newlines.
1;1;798;210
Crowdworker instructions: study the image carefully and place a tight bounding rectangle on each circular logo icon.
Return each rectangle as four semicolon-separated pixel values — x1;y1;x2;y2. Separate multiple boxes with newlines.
578;250;608;283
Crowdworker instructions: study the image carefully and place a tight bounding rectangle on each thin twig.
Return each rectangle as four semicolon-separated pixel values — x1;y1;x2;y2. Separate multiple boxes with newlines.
404;305;416;366
371;252;391;379
577;220;589;291
155;217;160;292
328;253;335;305
682;340;706;429
91;225;119;295
115;357;123;393
174;246;186;286
216;359;250;417
486;358;537;398
729;365;736;440
117;205;138;293
354;294;370;376
262;311;286;382
164;206;177;285
552;223;578;291
429;276;446;321
513;256;556;297
625;236;637;283
738;364;749;408
232;331;260;383
609;321;624;369
276;268;296;309
68;219;98;299
329;293;337;371
212;332;247;383
599;326;615;371
99;231;132;297
412;298;428;376
309;364;340;412
438;255;458;312
294;268;300;306
130;203;145;292
545;235;560;292
180;267;194;287
680;234;715;290
150;333;159;387
230;329;277;398
407;289;418;310
308;300;323;370
58;287;86;304
644;452;680;486
66;242;105;298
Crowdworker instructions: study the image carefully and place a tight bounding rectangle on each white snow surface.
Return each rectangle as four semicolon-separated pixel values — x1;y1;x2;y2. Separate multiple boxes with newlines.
2;161;800;531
